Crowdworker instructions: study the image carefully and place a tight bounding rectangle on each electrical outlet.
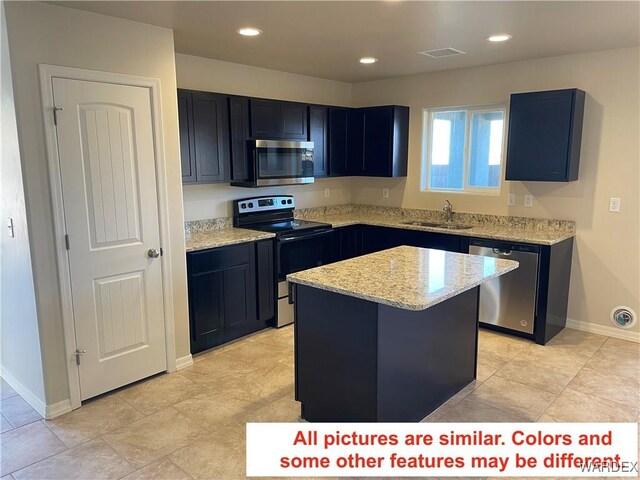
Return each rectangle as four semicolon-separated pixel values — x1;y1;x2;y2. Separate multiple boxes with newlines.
524;195;533;207
324;188;330;199
6;217;14;238
382;188;389;199
609;197;621;212
507;193;516;206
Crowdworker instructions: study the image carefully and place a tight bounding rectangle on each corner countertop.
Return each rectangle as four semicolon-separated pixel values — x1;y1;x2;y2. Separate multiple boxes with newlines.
299;213;574;245
185;227;275;252
287;245;519;311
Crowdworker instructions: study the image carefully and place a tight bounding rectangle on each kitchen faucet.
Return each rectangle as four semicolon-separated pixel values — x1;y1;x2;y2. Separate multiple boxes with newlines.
443;200;453;223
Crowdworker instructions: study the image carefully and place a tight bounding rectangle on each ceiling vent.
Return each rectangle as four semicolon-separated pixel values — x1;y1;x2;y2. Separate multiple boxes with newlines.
419;48;466;58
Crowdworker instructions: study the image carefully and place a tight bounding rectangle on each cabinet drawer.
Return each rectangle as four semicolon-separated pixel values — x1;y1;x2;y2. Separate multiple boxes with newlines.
187;243;252;275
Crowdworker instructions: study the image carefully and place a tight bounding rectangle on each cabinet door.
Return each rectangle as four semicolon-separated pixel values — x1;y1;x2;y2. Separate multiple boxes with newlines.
282;103;308;139
334;226;363;261
229;96;251;182
192;92;229;183
362;107;392;176
505;89;582;182
178;90;197;183
329;108;348;176
346;109;365;175
250;99;281;138
188;268;224;353
222;261;257;335
256;240;275;322
309;105;329;177
401;229;461;252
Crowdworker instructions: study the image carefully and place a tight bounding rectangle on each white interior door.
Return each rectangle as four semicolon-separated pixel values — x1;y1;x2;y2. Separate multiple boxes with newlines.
52;77;167;400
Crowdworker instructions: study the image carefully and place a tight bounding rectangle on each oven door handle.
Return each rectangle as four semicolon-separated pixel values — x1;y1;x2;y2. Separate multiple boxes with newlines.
278;229;334;243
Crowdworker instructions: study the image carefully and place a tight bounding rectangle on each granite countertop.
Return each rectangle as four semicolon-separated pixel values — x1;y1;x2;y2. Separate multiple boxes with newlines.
300;213;574;245
288;245;519;311
185;227;275;252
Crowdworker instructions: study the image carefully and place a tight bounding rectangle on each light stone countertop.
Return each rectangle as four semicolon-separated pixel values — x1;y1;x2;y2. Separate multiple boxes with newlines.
185;227;275;252
299;213;574;245
287;245;519;311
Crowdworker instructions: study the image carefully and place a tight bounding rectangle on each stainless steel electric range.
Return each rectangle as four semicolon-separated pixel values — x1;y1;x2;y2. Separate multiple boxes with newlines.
233;195;334;327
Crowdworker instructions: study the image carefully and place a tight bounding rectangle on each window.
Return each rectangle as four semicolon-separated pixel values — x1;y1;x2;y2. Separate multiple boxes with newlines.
423;105;506;193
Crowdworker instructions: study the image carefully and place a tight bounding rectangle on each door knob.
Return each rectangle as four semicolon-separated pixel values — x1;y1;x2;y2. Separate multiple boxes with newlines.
147;248;160;258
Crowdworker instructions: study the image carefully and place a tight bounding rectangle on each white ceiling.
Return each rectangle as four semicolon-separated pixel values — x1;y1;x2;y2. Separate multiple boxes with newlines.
49;1;640;83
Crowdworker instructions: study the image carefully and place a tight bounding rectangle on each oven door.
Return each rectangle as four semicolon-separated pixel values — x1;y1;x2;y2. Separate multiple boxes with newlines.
276;229;334;327
255;140;315;186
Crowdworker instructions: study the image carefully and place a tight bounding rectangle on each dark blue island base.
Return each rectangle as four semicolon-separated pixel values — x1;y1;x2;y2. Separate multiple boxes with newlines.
293;285;480;422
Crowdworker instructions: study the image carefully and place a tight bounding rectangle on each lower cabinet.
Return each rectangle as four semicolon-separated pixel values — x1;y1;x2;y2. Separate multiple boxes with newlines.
187;240;274;353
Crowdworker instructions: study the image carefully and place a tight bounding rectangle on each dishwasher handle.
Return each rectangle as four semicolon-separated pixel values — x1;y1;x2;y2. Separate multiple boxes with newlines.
492;248;512;256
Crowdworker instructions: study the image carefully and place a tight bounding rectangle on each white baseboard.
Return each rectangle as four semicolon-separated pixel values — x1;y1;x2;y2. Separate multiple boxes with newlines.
566;318;640;343
0;364;47;418
175;354;194;371
45;399;73;420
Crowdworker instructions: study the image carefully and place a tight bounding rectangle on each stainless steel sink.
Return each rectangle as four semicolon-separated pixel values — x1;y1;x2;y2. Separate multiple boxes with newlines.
401;221;474;230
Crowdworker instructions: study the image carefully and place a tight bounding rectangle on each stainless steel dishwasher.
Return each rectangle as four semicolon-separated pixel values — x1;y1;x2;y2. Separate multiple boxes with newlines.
469;239;540;334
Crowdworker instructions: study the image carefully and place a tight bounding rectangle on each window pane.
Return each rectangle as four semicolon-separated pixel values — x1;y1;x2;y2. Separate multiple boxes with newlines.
468;111;504;188
429;111;466;189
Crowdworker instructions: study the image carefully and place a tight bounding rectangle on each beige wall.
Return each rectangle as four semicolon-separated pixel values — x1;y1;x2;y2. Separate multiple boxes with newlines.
176;53;353;221
4;1;190;405
351;47;640;334
1;2;46;405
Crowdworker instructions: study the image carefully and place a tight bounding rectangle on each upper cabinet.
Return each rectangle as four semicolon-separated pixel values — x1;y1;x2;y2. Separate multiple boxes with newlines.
331;105;409;177
309;105;329;177
178;89;230;184
505;88;585;182
250;99;307;140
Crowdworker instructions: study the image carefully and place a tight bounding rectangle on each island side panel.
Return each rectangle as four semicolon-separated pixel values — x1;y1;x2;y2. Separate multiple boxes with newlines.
294;284;379;422
377;287;480;422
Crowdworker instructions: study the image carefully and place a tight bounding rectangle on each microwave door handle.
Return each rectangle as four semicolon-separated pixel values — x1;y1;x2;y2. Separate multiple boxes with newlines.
279;230;333;243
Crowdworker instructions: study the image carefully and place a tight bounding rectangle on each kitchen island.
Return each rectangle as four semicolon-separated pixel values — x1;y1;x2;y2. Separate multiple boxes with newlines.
287;246;519;422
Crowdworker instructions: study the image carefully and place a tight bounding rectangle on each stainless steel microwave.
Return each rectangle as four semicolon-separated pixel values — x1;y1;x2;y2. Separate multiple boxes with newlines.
232;140;314;187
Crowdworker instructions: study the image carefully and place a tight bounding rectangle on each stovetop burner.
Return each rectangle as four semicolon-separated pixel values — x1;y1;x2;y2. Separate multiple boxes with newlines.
249;219;331;235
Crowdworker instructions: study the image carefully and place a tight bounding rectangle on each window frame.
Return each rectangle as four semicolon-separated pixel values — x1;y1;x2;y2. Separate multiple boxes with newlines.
422;104;508;195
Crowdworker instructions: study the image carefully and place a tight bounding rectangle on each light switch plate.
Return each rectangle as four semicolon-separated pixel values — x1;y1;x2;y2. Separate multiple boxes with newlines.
324;188;330;199
507;193;516;206
382;188;389;199
524;195;533;207
6;217;14;238
609;197;621;212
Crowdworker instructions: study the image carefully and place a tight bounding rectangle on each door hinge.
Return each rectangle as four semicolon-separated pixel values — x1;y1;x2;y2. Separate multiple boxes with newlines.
53;106;63;126
160;247;164;256
74;349;86;365
65;234;70;250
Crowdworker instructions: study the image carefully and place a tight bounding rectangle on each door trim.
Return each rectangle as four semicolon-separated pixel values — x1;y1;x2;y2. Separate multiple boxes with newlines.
39;64;177;410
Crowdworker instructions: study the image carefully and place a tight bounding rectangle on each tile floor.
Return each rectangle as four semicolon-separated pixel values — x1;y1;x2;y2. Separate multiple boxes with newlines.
1;326;639;479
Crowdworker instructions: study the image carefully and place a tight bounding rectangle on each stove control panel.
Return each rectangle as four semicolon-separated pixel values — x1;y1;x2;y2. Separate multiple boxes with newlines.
234;195;295;215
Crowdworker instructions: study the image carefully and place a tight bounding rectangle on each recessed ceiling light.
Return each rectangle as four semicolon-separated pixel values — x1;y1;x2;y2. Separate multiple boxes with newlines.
237;27;262;37
487;34;512;42
359;57;378;64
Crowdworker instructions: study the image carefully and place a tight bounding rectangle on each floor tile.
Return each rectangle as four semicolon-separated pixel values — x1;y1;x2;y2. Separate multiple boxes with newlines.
173;391;258;428
0;421;66;476
120;458;191;480
467;376;557;421
169;422;245;480
546;328;607;354
476;351;509;382
585;349;640;381
12;438;133;480
44;394;146;448
0;379;17;400
117;372;206;415
433;398;529;422
244;392;301;423
567;367;640;408
478;331;529;363
1;414;13;434
102;407;206;469
544;388;639;422
1;475;15;480
495;355;579;394
599;337;640;356
421;381;481;422
0;396;41;428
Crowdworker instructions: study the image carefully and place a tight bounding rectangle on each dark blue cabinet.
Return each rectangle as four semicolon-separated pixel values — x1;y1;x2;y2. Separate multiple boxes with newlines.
229;96;251;183
250;99;307;140
309;105;329;177
505;88;585;182
187;240;273;353
178;89;230;184
329;106;409;178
